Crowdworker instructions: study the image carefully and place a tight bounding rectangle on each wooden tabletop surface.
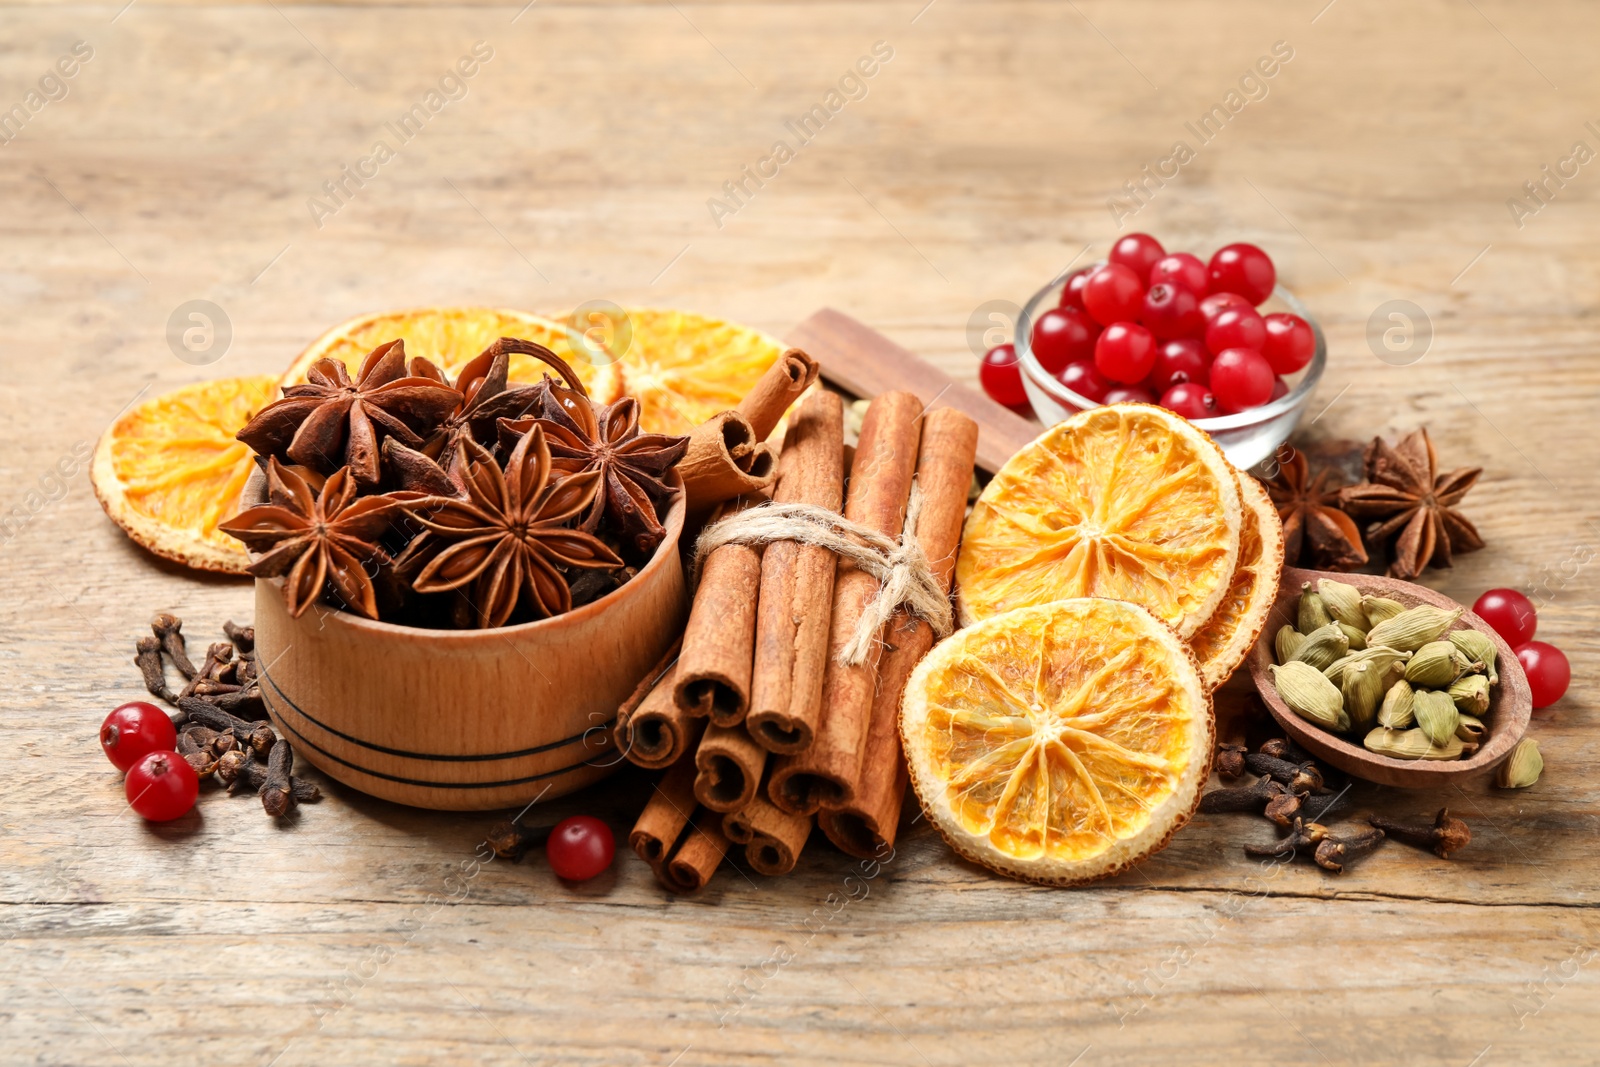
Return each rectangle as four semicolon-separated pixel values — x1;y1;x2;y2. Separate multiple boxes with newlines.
3;1;1596;1064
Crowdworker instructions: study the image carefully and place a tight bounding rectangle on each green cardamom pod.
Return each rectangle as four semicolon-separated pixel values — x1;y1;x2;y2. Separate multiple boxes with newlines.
1337;622;1368;650
1324;645;1411;685
1413;689;1460;747
1269;661;1350;733
1317;578;1369;631
1363;727;1466;761
1448;673;1491;716
1360;595;1406;627
1377;679;1416;729
1495;738;1542;789
1292;622;1350;672
1341;660;1384;733
1449;629;1499;686
1455;713;1486;743
1275;625;1306;665
1298;584;1333;633
1404;641;1471;688
1367;604;1462;652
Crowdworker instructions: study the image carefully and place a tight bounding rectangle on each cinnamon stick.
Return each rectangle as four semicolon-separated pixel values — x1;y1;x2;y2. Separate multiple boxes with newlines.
676;511;762;726
737;348;821;441
769;391;923;815
694;723;766;813
680;410;777;514
819;408;979;858
629;755;699;866
745;391;846;753
615;639;692;770
725;794;813;876
659;813;731;894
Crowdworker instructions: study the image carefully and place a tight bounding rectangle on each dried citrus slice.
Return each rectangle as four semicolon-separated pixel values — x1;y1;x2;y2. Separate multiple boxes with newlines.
582;308;786;436
1189;475;1285;689
955;404;1242;639
277;307;597;394
92;376;279;574
900;598;1213;885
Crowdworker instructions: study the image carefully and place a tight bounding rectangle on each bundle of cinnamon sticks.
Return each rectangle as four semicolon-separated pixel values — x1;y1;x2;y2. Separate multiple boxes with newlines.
621;355;978;893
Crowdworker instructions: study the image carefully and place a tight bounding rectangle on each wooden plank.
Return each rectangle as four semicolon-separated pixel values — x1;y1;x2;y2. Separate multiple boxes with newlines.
788;308;1042;474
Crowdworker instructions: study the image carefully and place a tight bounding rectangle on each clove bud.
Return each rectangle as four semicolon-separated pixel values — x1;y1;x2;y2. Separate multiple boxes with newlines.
1369;808;1470;859
1214;742;1248;781
151;613;197;679
1244;752;1326;795
1200;775;1286;813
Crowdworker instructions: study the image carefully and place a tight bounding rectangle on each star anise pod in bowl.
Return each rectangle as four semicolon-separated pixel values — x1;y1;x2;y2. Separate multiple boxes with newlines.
1340;427;1483;579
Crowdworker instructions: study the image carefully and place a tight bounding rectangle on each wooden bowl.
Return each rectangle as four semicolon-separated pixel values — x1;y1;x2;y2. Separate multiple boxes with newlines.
248;474;687;811
1246;565;1531;788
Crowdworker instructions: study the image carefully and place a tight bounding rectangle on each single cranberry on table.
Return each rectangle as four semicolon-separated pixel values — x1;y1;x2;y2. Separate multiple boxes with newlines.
546;815;615;881
1058;360;1112;403
101;701;178;772
1205;306;1267;355
1082;263;1146;326
1108;233;1166;284
124;750;199;822
1261;312;1316;375
1148;252;1209;296
1104;386;1155;405
1141;283;1204;340
1059;267;1095;310
1208;242;1277;304
1473;588;1537;647
1146;338;1210;394
1516;641;1570;710
1094;322;1157;384
979;344;1030;411
1160;382;1218;421
1030;307;1099;374
1199;291;1253;324
1210;348;1275;413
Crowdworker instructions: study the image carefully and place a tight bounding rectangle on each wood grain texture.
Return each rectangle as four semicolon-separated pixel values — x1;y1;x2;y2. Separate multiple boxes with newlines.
2;0;1598;1063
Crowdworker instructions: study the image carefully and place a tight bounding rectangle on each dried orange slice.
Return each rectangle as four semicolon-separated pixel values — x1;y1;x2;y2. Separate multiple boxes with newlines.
1189;475;1285;689
900;598;1213;885
955;404;1242;639
91;376;279;574
583;308;786;436
277;307;597;393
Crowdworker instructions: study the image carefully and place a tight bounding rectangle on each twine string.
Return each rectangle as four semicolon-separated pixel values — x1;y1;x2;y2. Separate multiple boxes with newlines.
689;484;953;668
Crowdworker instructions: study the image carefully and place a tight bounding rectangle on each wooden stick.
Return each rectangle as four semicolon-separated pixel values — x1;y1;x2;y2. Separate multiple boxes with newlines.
694;723;766;813
769;391;923;815
676;512;763;726
737;348;821;441
746;391;846;753
628;755;699;866
659;813;731;894
819;407;978;857
725;794;813;876
680;411;776;514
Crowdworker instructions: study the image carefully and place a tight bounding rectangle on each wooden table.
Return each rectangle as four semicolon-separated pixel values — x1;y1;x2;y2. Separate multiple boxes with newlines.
3;1;1595;1063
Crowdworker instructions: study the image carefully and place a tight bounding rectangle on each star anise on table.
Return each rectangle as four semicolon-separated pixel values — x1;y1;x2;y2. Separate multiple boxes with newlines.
499;390;689;557
1340;428;1483;579
218;459;406;619
1264;447;1369;570
236;340;461;486
383;338;590;495
402;425;624;628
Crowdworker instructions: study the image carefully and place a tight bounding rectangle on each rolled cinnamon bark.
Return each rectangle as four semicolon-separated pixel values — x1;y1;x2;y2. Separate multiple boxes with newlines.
694;723;766;813
680;411;776;514
725;794;813;876
737;348;821;441
820;409;976;856
768;391;923;815
745;391;846;753
615;639;696;770
676;525;763;726
659;813;731;894
628;754;699;866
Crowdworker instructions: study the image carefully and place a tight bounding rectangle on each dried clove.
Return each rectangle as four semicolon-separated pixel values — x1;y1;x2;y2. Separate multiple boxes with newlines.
210;687;268;721
179;696;275;755
260;739;296;817
1368;808;1470;859
1257;737;1312;763
151;613;197;679
1264;788;1347;829
223;620;255;654
175;725;221;776
1200;776;1286;813
486;819;555;861
134;636;180;705
1244;752;1327;795
1214;742;1248;781
1312;825;1385;873
218;750;320;802
1244;818;1332;858
1246;819;1384;872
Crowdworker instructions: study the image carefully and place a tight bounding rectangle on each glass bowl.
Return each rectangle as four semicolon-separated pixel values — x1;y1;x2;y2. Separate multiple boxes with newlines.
1015;268;1327;470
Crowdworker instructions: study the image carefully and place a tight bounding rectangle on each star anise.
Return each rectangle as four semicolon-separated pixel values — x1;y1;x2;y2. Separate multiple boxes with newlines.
1264;447;1368;570
236;340;461;485
218;459;406;619
1340;428;1483;579
499;390;688;557
404;425;623;628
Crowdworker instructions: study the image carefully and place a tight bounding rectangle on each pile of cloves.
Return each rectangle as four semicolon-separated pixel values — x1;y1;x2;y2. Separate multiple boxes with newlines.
132;613;320;819
1202;736;1469;872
